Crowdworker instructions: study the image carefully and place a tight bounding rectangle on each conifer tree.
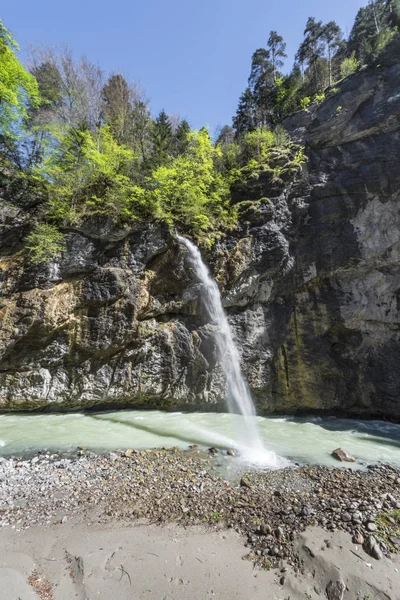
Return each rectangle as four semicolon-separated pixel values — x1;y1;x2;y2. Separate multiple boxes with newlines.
232;88;255;137
267;31;287;82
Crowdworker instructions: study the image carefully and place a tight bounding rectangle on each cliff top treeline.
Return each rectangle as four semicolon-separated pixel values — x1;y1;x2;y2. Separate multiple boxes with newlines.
0;0;399;263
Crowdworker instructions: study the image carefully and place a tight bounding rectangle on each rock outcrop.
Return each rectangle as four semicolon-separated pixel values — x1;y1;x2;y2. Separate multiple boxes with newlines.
1;54;400;418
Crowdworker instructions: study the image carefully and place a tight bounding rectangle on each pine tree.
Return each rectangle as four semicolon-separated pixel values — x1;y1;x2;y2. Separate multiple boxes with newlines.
267;31;287;82
102;74;132;145
248;48;275;126
174;119;191;156
232;87;255;137
321;22;343;86
151;109;173;166
296;17;325;91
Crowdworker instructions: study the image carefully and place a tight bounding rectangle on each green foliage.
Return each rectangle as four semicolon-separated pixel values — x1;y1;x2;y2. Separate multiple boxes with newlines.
240;127;275;163
300;96;311;111
25;223;66;264
145;128;235;243
273;125;290;147
38;125;144;222
340;52;360;78
0;20;39;136
292;148;307;165
313;91;325;104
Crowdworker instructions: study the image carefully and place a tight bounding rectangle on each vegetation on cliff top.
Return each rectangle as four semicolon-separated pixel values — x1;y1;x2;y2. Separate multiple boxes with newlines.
233;0;400;134
0;0;399;263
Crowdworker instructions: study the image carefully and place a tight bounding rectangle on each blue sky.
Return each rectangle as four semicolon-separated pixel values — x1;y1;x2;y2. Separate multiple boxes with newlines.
2;0;366;134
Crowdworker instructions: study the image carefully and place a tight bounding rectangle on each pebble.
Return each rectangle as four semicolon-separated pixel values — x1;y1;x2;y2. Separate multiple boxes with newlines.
352;532;364;545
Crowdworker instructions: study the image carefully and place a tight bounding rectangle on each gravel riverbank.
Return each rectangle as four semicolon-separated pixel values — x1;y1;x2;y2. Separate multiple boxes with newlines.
1;447;400;572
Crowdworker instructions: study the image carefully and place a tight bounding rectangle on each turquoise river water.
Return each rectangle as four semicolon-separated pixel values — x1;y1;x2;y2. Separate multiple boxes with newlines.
0;411;399;469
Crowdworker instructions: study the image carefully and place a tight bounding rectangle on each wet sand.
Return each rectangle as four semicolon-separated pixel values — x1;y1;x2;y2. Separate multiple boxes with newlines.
0;516;399;599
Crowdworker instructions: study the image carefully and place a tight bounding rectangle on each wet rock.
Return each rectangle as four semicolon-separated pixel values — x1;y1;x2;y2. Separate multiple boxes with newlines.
326;579;346;600
226;449;237;456
332;449;356;463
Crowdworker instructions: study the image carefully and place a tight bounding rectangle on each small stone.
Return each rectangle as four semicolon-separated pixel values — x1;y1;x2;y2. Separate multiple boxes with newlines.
240;477;251;488
331;448;356;462
301;506;314;517
31;457;39;465
226;449;237;456
259;523;272;536
208;447;218;455
341;512;351;522
352;511;362;523
279;576;286;586
275;526;284;539
61;515;68;524
366;522;377;532
352;532;364;545
326;579;346;600
124;449;133;457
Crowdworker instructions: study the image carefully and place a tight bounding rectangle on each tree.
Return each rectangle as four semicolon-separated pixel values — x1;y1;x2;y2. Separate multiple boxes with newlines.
30;61;63;110
174;119;191;156
348;0;391;63
145;128;233;241
321;21;343;86
215;125;235;147
102;73;132;144
248;48;275;126
267;31;287;82
0;20;39;136
28;46;104;130
232;87;255;137
151;109;173;166
38;125;143;222
296;17;325;91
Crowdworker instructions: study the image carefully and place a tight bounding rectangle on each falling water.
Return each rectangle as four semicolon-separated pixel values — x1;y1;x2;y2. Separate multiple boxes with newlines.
177;235;281;467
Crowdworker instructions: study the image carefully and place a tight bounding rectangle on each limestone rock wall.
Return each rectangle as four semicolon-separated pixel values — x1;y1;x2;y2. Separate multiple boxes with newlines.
1;58;400;418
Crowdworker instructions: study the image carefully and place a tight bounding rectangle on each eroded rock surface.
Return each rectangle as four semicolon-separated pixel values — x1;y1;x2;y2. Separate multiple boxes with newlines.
1;56;400;416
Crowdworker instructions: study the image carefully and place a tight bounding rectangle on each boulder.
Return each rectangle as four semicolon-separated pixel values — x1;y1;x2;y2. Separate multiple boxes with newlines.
332;449;356;463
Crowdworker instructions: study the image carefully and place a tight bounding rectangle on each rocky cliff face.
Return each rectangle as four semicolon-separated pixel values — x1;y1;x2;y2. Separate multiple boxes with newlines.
1;56;400;419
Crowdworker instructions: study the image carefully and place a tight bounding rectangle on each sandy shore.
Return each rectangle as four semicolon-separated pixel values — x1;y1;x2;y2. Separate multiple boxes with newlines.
0;515;399;599
1;448;400;598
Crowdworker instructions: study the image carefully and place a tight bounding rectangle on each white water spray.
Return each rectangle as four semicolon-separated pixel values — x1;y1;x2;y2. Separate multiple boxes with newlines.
177;235;282;467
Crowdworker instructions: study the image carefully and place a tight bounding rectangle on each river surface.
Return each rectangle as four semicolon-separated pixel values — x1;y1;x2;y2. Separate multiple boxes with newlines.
0;410;399;468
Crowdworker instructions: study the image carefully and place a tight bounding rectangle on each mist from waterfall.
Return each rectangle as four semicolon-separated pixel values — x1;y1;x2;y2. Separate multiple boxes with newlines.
177;235;281;467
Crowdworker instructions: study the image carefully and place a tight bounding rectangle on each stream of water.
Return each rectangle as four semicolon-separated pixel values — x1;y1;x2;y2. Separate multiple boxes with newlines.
177;235;276;466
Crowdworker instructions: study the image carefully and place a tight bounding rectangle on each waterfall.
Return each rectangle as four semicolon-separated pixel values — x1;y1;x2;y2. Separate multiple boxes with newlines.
177;235;279;466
